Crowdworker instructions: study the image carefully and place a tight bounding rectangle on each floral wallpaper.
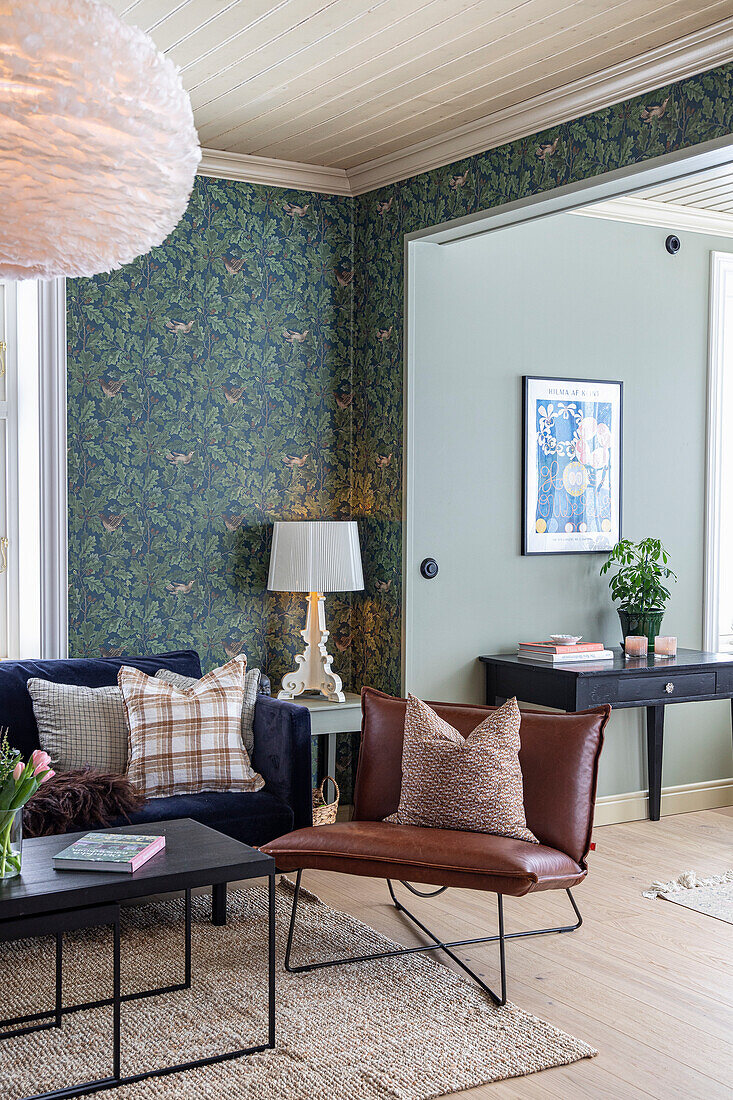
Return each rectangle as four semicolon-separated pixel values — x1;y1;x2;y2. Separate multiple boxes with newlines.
68;63;733;798
350;62;733;697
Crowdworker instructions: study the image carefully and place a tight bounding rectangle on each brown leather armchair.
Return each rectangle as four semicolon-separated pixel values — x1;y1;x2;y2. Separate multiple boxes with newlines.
263;688;609;1005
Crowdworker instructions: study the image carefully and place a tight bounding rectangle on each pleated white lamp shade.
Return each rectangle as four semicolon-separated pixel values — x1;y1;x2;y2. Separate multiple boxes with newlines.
268;521;364;593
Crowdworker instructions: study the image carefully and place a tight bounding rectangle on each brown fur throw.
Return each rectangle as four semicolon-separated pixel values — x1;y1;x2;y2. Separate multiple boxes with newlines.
23;768;145;838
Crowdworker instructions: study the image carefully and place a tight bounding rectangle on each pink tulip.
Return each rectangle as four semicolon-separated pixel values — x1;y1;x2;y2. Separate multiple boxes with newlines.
39;769;55;785
30;749;52;775
12;761;23;781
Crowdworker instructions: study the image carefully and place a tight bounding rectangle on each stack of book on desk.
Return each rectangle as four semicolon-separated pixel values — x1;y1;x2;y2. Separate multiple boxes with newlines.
517;641;614;663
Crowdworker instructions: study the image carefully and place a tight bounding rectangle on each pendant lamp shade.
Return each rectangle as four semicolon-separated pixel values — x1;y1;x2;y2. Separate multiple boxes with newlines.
0;0;201;280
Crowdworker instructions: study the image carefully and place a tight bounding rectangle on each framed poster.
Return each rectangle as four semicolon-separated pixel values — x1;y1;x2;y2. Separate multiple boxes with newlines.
522;376;622;555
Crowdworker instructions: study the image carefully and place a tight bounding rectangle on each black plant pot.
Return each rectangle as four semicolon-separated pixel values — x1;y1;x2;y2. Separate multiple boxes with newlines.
618;608;665;648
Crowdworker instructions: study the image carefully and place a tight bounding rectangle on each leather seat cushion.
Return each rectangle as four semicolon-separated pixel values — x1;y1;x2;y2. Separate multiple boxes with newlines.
261;821;585;896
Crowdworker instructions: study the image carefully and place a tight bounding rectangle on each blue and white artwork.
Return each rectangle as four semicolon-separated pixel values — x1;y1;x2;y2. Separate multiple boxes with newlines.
523;377;622;554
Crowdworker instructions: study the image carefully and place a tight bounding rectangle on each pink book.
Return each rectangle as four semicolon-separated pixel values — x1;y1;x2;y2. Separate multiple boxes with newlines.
518;642;605;653
54;833;166;874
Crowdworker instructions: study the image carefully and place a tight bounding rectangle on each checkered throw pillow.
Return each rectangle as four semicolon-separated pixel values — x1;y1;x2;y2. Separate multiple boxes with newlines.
386;695;537;843
154;666;260;760
119;657;264;798
28;679;128;774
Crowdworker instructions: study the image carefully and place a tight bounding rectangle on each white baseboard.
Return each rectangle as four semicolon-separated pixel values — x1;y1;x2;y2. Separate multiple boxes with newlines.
594;777;733;826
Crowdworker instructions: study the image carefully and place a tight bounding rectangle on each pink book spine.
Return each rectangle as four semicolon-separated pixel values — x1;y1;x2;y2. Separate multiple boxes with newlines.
130;835;166;872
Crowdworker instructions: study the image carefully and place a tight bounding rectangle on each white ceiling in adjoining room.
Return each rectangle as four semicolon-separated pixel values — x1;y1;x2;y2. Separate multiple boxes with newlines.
110;0;733;176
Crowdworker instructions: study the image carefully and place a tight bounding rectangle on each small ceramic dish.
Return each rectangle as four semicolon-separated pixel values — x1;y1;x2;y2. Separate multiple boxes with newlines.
550;634;582;645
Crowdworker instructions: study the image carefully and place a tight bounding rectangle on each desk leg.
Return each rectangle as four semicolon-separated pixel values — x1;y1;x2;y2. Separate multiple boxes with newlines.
646;707;664;821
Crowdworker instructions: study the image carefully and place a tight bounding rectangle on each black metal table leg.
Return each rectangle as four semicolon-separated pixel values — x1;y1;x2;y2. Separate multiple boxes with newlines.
646;705;665;821
268;872;276;1049
211;883;227;926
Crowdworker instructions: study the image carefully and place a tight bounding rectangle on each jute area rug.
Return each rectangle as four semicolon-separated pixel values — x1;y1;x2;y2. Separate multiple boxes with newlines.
0;882;595;1099
643;870;733;924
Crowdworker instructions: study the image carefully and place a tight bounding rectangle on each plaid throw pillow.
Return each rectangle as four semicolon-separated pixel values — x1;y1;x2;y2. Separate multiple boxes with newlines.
154;666;260;760
386;695;537;843
119;658;264;798
28;679;128;775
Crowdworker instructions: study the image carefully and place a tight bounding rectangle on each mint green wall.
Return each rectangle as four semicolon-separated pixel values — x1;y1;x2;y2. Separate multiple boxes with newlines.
409;211;733;797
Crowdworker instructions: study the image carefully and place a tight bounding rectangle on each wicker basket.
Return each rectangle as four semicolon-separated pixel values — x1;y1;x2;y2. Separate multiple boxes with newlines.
312;776;340;826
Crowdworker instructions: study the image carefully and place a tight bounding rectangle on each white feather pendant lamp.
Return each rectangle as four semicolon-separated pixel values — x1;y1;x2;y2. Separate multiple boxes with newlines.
0;0;201;280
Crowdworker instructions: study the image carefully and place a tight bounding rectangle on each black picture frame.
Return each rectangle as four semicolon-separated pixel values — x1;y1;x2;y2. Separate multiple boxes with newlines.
522;375;623;556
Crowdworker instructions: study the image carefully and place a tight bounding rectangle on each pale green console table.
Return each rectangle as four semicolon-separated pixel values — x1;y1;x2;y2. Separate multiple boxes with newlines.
295;692;362;786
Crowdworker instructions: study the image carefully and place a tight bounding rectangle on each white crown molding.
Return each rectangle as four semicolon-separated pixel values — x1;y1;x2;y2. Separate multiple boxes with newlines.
197;19;733;199
198;147;351;196
574;195;733;237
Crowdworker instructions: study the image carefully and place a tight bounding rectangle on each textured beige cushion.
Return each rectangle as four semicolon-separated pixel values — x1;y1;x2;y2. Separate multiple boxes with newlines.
386;695;537;843
119;657;264;798
28;679;128;775
155;666;260;760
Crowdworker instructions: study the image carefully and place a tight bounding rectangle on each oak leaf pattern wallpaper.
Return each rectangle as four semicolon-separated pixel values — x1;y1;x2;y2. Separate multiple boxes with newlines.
68;63;733;796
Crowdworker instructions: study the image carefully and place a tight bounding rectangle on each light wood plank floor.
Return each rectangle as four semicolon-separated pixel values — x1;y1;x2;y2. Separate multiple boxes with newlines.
302;808;732;1099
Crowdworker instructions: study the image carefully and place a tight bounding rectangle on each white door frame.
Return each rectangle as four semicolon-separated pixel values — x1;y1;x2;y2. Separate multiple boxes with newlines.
38;278;68;659
403;135;733;692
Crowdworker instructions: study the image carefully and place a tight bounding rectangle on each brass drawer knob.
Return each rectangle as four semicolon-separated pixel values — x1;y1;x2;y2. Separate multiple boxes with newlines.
665;682;674;694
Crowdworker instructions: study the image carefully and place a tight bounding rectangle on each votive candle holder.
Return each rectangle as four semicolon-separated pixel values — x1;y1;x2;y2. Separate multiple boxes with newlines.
654;636;677;658
624;635;648;658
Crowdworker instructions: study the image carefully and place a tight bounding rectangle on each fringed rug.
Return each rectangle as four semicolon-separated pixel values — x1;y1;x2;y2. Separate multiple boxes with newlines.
0;882;595;1099
643;870;733;924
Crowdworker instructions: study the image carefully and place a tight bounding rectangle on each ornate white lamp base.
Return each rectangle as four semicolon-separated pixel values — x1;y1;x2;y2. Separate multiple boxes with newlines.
278;591;346;702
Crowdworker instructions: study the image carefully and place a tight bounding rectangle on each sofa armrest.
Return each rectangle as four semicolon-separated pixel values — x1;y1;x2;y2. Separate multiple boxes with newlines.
252;696;313;831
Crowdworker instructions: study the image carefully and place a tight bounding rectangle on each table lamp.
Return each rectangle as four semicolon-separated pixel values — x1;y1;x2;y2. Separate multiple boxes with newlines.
268;520;364;702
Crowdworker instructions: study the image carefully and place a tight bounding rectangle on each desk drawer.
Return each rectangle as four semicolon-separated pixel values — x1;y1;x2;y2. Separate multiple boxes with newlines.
617;671;716;703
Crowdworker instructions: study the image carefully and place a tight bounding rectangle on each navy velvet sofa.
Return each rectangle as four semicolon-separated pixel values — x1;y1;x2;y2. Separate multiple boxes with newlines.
0;650;312;918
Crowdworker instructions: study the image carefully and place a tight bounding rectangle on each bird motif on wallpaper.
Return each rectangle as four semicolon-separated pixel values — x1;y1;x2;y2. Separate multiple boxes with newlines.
166;580;195;595
282;454;308;469
283;203;309;217
223;640;245;659
449;171;469;189
375;579;392;593
223;257;245;275
535;137;560;160
223;514;244;531
165;451;195;465
283;328;309;343
335;391;353;409
375;453;392;468
99;513;124;532
336;269;354;286
99;379;123;398
641;97;669;121
376;326;392;342
165;320;194;334
222;384;245;404
376;197;393;214
332;623;353;652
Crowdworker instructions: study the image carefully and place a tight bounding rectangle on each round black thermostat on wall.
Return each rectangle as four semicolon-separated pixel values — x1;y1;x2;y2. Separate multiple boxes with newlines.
665;234;681;255
420;558;439;579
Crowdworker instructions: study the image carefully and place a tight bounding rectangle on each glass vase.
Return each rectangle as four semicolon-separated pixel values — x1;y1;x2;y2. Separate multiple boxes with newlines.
0;810;22;879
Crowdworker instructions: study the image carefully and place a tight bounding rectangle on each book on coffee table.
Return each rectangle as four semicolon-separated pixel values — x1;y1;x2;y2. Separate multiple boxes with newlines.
53;832;165;873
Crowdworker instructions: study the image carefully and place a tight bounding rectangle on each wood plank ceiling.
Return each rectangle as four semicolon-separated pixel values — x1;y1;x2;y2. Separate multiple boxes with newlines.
640;164;733;212
111;0;731;169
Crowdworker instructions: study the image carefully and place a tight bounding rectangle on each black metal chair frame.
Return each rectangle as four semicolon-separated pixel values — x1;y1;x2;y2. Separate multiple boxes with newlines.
284;869;582;1006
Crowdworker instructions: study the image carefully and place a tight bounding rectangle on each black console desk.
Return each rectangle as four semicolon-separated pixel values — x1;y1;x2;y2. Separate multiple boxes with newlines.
478;648;733;821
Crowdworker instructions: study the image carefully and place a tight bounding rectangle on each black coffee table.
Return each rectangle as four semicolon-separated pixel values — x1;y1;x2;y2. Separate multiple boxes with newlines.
0;818;275;1100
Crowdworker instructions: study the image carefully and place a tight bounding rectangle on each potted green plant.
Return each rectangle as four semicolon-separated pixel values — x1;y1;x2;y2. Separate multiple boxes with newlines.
600;538;677;647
